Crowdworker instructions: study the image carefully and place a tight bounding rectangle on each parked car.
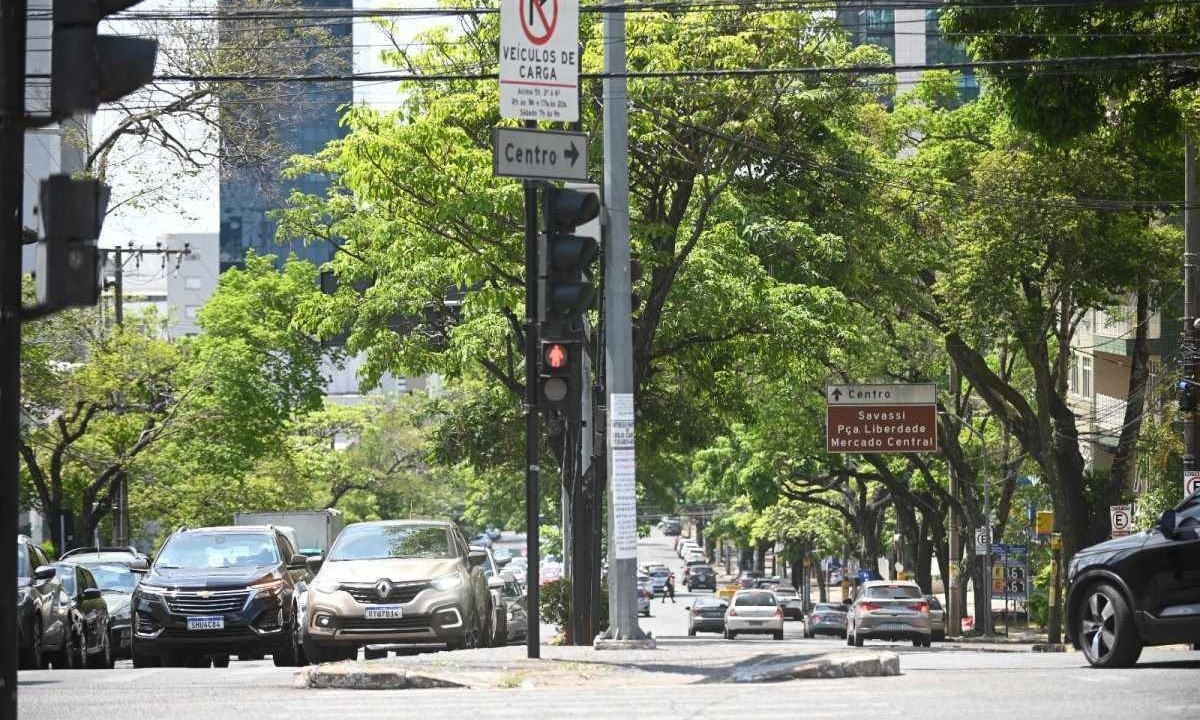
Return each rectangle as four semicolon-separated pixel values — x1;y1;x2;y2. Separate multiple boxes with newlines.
685;565;717;591
471;542;512;647
805;602;848;638
131;525;311;668
662;520;682;536
499;571;527;643
773;585;805;619
637;587;653;617
724;590;784;640
1066;492;1200;668
846;580;931;647
51;562;114;668
683;549;707;565
677;541;700;559
302;520;491;661
737;571;763;589
60;546;148;660
688;597;728;635
16;535;67;669
924;594;946;642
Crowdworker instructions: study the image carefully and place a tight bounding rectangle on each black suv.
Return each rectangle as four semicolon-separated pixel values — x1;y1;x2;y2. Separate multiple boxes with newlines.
1066;492;1200;667
131;526;311;668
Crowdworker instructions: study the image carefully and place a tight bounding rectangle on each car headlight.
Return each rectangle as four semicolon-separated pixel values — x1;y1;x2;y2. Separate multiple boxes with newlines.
312;576;340;594
431;573;463;591
249;578;287;595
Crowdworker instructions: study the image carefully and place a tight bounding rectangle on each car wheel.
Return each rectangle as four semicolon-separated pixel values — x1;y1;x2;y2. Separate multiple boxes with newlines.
912;639;923;647
363;647;388;660
52;627;81;670
301;635;328;664
19;619;44;670
1079;583;1143;668
212;656;230;668
238;654;265;661
773;630;784;641
273;610;301;667
932;631;945;643
88;630;113;669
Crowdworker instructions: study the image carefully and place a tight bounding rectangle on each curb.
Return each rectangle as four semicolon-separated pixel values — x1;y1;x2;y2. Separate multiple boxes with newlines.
1031;643;1069;653
731;651;901;683
296;662;469;690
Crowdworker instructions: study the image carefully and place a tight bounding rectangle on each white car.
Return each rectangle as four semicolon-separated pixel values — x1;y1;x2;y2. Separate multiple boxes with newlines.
683;549;707;564
677;541;700;559
724;590;784;640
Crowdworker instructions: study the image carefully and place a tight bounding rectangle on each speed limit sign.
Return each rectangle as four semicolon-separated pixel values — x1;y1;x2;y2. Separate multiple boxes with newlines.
1110;505;1133;537
1186;470;1200;498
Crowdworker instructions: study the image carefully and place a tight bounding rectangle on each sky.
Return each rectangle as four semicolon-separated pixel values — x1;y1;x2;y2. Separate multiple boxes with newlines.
99;0;453;247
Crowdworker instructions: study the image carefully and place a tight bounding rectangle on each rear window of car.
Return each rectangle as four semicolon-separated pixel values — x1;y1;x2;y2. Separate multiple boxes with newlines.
735;591;777;606
775;587;797;596
815;604;844;613
650;569;670;578
693;598;726;608
865;585;922;599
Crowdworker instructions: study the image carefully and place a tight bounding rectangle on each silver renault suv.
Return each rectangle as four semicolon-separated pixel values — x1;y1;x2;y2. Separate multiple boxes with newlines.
846;580;931;647
301;520;492;661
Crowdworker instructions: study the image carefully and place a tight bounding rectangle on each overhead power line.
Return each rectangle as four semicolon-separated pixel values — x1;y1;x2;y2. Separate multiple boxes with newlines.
130;49;1200;84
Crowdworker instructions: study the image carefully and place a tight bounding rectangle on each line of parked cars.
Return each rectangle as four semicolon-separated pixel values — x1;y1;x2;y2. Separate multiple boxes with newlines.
16;518;530;670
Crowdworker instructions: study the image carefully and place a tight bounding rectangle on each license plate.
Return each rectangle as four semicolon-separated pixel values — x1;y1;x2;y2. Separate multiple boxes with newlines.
365;605;404;620
749;620;764;626
877;623;908;630
187;616;224;631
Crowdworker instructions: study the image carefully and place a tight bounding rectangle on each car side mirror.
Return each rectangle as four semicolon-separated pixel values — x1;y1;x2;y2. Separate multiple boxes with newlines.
130;559;149;573
842;597;853;606
496;555;512;567
82;587;102;600
306;556;324;574
487;576;505;590
468;549;488;568
33;565;56;581
1160;509;1179;539
288;554;310;570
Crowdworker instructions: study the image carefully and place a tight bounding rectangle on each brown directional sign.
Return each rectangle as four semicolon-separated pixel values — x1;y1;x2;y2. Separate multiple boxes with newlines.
825;384;938;454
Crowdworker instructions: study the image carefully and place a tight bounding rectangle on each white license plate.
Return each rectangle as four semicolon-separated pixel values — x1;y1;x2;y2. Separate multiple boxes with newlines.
365;605;404;620
749;620;764;626
877;623;908;630
187;616;224;631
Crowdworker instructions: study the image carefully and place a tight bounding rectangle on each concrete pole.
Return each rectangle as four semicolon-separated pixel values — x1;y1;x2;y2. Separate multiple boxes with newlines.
596;0;648;646
1184;134;1199;483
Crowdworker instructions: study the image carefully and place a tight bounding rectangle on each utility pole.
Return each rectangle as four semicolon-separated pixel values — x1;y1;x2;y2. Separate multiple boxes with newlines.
523;174;541;659
1183;134;1199;483
595;0;649;648
0;2;27;713
100;243;189;547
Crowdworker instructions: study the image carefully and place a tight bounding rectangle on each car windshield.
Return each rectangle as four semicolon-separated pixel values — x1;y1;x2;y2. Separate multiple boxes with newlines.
650;569;670;578
16;542;28;579
81;563;139;593
156;532;280;569
735;591;777;606
865;585;922;599
328;525;453;561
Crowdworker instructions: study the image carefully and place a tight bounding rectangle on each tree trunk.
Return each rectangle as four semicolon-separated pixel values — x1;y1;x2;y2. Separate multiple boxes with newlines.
1107;290;1151;501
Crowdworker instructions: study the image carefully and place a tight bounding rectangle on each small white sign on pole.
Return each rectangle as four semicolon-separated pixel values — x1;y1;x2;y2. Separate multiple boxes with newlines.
974;527;990;555
499;0;579;122
1109;504;1133;537
609;393;637;559
1186;470;1200;498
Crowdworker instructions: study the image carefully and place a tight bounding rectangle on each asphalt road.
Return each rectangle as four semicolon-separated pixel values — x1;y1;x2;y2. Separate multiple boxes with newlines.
18;532;1200;720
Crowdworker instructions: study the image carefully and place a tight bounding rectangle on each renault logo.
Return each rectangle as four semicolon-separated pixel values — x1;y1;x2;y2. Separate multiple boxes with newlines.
375;580;393;599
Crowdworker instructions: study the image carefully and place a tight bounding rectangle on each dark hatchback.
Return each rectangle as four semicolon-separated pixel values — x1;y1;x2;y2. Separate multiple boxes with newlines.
685;565;716;591
131;526;311;668
1066;492;1200;667
60;547;148;660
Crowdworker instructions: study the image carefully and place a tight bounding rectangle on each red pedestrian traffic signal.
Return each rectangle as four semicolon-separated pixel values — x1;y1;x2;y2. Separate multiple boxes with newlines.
545;343;568;370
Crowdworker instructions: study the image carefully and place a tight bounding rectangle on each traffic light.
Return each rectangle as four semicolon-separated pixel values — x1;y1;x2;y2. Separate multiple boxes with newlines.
539;338;582;417
540;186;600;330
35;176;107;311
50;0;159;121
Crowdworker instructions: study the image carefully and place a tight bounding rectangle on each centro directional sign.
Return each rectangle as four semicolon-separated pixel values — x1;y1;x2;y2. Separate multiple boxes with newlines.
825;383;937;454
493;127;588;181
499;0;579;122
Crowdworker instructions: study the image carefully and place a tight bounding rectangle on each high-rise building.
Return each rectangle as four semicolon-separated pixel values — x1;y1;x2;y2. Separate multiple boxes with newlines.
837;5;979;101
218;0;353;271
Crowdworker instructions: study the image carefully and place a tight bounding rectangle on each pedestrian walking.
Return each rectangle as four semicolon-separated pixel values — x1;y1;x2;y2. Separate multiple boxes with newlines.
663;573;676;603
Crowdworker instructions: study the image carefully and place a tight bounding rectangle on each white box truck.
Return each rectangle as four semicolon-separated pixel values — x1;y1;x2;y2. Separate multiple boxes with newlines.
232;509;344;558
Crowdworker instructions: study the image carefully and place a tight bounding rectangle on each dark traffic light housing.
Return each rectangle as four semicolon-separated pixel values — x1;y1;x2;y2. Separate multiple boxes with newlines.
1180;379;1196;413
537;186;599;420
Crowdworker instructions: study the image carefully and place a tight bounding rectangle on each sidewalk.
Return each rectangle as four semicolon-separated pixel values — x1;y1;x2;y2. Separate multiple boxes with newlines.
294;639;902;690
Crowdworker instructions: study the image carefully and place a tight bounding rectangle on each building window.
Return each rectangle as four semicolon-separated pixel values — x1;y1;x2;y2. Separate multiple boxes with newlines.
184;305;201;319
1070;355;1080;396
1081;356;1093;399
184;277;203;290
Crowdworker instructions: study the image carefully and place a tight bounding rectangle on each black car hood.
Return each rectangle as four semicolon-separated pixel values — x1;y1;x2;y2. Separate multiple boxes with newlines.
1075;532;1149;557
145;566;278;590
104;592;132;615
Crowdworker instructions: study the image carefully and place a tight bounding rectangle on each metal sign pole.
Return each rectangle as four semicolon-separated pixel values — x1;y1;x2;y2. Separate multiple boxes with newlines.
523;176;541;660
